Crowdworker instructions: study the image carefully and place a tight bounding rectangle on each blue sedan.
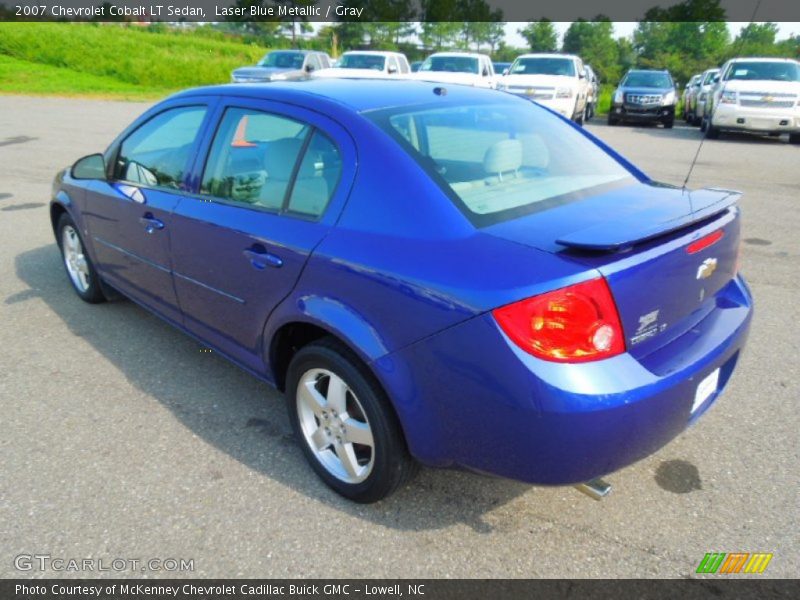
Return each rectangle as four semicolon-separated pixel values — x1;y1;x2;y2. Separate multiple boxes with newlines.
51;80;752;502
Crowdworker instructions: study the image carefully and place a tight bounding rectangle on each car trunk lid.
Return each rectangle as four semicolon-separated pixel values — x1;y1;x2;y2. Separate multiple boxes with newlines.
484;182;742;358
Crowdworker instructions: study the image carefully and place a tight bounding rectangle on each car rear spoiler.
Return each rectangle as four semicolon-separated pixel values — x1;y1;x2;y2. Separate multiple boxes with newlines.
556;187;742;252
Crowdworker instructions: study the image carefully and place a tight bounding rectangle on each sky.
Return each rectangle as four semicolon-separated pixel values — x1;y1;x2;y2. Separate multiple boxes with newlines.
504;21;800;48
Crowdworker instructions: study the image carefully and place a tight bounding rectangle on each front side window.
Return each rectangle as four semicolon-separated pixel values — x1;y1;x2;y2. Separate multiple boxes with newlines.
114;106;207;190
511;58;576;77
369;101;633;226
200;108;340;218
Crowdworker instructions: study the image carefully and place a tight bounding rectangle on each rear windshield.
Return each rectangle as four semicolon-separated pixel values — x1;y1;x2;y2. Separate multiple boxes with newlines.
724;61;800;82
622;71;673;88
339;54;386;71
421;56;479;74
368;101;634;226
511;57;576;77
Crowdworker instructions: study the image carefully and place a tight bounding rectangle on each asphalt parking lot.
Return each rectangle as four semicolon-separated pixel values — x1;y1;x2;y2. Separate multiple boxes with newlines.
1;95;798;579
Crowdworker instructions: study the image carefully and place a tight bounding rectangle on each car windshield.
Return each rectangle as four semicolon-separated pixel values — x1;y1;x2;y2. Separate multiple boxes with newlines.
511;57;576;77
259;52;305;69
368;101;633;226
725;61;800;82
622;71;672;88
338;54;386;70
703;70;719;85
421;56;479;74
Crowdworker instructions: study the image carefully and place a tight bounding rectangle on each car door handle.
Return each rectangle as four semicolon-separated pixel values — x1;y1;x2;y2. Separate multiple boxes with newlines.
243;245;282;269
139;214;164;234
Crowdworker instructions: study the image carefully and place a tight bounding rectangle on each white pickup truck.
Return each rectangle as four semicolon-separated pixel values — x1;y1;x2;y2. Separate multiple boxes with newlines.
495;53;592;124
705;57;800;143
408;52;496;88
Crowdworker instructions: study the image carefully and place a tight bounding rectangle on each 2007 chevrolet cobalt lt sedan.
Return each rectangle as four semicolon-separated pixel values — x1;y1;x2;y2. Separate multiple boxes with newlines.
51;80;752;502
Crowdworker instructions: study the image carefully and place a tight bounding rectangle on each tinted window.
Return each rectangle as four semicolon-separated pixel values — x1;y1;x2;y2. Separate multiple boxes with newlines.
421;56;479;74
201;108;309;210
622;71;673;88
370;102;633;226
724;61;800;82
259;51;305;69
511;58;576;77
339;53;386;70
201;108;340;218
114;106;206;190
286;131;342;218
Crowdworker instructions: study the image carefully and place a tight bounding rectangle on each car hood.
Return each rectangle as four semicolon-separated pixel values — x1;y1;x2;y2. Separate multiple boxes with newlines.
503;74;577;88
313;68;391;79
720;79;800;94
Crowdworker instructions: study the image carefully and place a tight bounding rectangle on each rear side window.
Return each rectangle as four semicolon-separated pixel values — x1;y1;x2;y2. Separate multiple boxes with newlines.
200;107;340;218
114;106;207;190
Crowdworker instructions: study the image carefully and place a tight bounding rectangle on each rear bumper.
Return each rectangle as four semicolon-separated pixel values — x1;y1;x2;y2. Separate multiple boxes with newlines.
712;104;800;133
612;103;674;122
375;275;753;485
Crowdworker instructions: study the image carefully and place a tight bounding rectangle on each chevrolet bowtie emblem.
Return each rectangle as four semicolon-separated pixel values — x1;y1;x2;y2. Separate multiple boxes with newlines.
697;257;718;280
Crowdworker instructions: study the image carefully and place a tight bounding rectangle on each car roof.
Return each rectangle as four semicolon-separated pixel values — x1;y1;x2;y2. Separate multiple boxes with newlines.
727;57;799;63
428;52;488;59
517;53;579;60
343;50;402;57
173;78;514;114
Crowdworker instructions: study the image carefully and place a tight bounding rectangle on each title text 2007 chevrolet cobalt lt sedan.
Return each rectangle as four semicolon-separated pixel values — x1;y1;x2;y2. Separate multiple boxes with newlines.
51;80;752;502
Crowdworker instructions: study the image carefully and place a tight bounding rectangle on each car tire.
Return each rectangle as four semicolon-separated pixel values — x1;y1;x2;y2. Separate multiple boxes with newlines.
574;105;585;126
706;121;721;139
663;116;674;129
789;133;800;145
56;213;106;303
286;337;418;503
607;114;619;126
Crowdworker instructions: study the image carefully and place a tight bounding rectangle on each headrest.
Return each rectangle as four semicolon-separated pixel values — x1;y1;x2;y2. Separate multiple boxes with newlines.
483;139;523;176
264;138;305;179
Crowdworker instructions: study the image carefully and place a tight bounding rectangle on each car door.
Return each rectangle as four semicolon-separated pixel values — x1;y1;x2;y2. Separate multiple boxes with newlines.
83;102;213;323
169;98;355;372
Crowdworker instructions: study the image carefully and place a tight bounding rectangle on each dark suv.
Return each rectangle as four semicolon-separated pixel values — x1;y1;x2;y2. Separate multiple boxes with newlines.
609;69;677;128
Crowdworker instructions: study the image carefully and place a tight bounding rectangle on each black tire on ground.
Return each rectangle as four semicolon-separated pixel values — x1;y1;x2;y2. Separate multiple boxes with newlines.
56;212;106;303
574;105;585;126
285;337;418;503
663;116;675;129
706;122;721;139
789;133;800;145
607;114;619;126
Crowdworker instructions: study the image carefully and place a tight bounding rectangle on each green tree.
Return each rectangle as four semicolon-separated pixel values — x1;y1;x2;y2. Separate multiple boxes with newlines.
519;20;558;53
731;23;782;57
562;17;620;83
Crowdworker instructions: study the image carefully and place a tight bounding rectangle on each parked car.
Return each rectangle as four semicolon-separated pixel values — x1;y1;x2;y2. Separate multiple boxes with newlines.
52;80;752;502
584;64;600;119
231;50;331;83
312;51;411;79
609;69;677;128
703;57;800;143
693;68;721;126
683;73;703;123
409;52;495;88
497;53;591;124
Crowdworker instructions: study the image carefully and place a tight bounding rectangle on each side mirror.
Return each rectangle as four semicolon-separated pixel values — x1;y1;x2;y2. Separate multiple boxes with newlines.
305;64;314;73
71;153;106;180
502;68;509;76
579;71;586;79
387;65;398;74
712;74;720;83
482;68;489;77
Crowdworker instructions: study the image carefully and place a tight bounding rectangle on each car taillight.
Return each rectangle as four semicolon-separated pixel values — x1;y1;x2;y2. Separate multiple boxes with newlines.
686;229;724;254
492;277;625;363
